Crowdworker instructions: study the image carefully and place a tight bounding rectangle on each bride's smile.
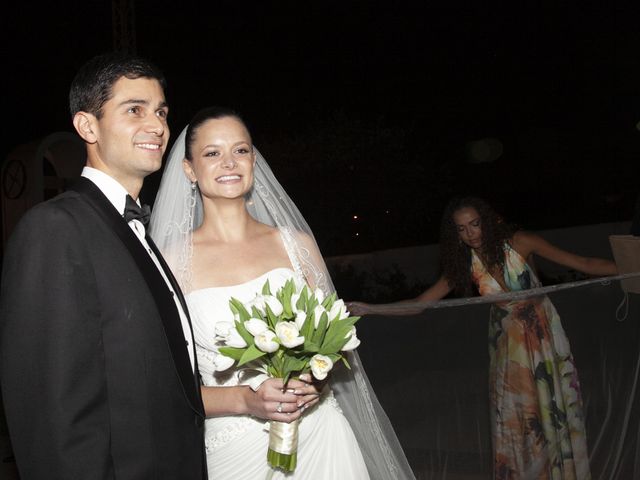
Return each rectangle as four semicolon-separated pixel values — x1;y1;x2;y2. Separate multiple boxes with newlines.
216;174;242;183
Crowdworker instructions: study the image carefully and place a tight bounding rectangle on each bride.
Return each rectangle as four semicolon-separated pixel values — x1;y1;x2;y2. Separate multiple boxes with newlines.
150;106;415;479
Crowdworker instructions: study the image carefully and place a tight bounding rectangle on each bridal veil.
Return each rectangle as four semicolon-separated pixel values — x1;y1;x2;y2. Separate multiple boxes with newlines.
149;127;415;479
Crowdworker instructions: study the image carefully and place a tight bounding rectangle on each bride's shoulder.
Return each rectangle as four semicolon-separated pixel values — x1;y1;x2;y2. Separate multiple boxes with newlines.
278;228;323;259
289;228;316;246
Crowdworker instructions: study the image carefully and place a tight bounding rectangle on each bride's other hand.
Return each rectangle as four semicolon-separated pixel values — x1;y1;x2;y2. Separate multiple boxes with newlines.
246;378;302;423
289;373;324;412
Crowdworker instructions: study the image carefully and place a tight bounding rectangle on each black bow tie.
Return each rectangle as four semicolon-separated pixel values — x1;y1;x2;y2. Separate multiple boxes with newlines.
124;194;151;226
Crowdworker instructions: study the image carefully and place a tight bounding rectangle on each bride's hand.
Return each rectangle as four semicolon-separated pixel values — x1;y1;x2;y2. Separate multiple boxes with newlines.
290;373;324;412
246;378;305;423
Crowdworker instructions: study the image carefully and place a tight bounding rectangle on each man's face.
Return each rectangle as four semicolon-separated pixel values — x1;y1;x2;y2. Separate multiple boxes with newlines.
87;76;169;186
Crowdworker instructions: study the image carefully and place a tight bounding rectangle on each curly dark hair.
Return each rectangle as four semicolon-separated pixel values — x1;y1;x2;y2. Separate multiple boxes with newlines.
439;197;516;296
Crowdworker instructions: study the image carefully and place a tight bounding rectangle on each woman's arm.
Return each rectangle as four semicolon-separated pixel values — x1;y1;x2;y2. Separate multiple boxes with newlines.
511;230;618;277
348;276;452;316
415;276;453;301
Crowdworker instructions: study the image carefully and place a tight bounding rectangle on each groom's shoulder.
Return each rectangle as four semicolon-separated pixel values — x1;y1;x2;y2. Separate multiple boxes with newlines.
13;189;90;238
33;188;86;217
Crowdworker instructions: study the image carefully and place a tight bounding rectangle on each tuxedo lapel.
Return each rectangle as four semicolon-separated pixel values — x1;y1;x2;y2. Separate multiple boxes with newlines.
146;235;192;329
146;235;204;397
69;178;202;414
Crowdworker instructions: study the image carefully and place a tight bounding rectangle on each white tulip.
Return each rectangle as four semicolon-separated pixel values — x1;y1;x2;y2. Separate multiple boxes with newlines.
214;321;233;341
329;299;349;322
226;327;248;348
264;295;284;316
275;321;305;348
341;327;361;351
213;353;235;371
248;294;267;314
290;292;302;312
294;311;307;330
313;287;325;304
255;330;280;353
310;354;333;380
244;318;269;336
313;305;328;328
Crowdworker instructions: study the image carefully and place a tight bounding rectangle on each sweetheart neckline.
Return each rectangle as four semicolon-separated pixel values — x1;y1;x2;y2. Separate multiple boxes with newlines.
185;267;295;296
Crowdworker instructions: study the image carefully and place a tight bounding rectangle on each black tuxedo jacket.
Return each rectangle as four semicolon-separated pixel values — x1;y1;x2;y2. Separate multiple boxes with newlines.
0;177;206;479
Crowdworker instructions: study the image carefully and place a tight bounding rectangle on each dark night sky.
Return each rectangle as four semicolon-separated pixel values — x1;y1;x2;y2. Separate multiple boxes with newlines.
3;1;640;256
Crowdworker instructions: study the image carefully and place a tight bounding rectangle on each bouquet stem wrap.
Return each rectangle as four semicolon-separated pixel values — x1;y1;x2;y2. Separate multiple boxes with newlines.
267;418;299;471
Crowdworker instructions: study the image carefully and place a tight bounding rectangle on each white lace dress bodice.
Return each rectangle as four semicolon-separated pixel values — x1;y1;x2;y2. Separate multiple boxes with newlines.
185;268;369;479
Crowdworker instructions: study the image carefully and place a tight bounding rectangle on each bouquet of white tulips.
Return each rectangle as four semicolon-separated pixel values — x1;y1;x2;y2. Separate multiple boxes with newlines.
215;278;361;472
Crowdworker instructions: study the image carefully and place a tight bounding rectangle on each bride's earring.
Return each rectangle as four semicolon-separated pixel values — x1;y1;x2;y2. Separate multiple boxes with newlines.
190;181;198;202
187;181;198;210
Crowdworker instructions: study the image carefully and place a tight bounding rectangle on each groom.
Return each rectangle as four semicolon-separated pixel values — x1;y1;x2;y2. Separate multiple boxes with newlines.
0;53;206;478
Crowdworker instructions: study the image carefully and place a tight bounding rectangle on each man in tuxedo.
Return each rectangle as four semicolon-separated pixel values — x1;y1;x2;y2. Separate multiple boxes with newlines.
0;53;206;479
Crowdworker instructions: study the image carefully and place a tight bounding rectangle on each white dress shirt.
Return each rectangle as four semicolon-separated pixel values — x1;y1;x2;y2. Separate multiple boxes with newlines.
81;167;196;370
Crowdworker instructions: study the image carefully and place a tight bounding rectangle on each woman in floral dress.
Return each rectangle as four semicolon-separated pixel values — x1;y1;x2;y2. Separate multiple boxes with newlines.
350;196;617;479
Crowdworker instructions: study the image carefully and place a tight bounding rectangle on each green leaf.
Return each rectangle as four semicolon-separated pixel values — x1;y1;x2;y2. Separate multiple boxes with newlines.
311;312;329;345
251;306;264;320
238;344;267;366
302;340;320;353
282;281;293;318
300;313;314;340
262;279;272;295
321;292;337;309
270;352;283;378
306;296;318;312
283;354;308;374
297;286;309;311
234;318;255;346
265;303;279;328
326;353;342;363
319;318;358;354
339;355;352;369
280;353;309;385
229;297;251;322
218;346;245;361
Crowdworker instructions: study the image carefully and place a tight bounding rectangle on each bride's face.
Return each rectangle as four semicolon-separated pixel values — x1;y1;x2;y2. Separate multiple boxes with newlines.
183;116;256;201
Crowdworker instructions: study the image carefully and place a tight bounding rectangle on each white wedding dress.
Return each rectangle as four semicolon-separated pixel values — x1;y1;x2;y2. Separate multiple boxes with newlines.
186;267;370;479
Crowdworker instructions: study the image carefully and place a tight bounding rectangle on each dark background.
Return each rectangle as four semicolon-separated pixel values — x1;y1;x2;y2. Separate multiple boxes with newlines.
3;1;640;256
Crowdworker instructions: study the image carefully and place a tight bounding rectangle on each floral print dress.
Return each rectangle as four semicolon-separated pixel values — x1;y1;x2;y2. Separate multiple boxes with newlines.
471;243;590;480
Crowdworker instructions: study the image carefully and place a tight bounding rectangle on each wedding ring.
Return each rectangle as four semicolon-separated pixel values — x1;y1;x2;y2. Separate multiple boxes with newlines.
276;402;283;413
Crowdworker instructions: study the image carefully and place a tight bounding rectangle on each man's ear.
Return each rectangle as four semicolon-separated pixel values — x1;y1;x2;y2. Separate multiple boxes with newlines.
182;159;197;183
72;112;97;144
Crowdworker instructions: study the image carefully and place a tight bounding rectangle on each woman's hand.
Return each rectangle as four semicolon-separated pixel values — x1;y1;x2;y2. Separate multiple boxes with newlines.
293;373;324;410
244;376;321;423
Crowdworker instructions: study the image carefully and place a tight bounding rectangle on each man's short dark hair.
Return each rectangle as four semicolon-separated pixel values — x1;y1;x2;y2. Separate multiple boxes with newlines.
69;52;167;119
